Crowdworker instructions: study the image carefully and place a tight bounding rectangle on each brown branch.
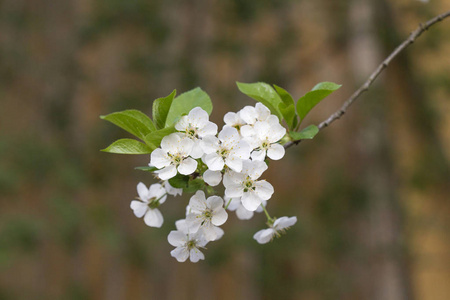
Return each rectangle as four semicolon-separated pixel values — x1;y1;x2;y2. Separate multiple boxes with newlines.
284;10;450;150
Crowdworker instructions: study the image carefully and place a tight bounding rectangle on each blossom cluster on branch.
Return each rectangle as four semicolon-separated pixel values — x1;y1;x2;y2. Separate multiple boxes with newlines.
101;82;341;262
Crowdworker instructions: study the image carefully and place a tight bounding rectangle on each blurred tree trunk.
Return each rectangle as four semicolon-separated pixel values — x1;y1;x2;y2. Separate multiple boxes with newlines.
345;0;414;299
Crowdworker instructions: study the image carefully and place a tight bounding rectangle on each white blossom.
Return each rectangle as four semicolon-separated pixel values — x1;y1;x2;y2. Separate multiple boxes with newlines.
248;116;286;161
162;180;183;196
168;219;208;263
253;216;297;244
224;160;274;211
130;182;167;228
186;191;228;241
201;126;251;172
223;111;246;133
226;196;266;220
175;107;218;158
150;133;198;180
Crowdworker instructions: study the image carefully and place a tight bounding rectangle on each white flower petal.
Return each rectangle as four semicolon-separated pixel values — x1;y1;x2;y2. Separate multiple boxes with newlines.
218;126;240;145
225;156;242;172
198;122;218;137
189;248;205;263
148;183;166;200
178;137;195;156
211;208;228;226
188;191;207;213
251;149;266;161
136;182;149;200
242;160;268;180
175;115;189;131
241;191;262;211
189;140;204;159
168;230;186;247
202;224;218;241
161;133;182;153
230;140;251;160
171;247;190;262
254;180;274;201
150;149;171;169
225;197;240;211
225;184;244;198
267;143;285;160
164;181;182;196
207;196;224;210
186;213;202;233
236;205;254;220
274;216;297;229
130;200;148;218
253;121;271;140
213;227;224;240
239;106;258;124
253;228;274;244
188;107;209;128
255;103;270;121
240;125;255;137
203;170;222;186
200;135;220;154
177;157;197;175
144;208;164;228
175;219;189;233
157;165;177;180
204;153;224;171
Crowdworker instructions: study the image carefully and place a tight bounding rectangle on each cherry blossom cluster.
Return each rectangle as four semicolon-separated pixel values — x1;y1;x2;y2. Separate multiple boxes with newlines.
130;103;297;262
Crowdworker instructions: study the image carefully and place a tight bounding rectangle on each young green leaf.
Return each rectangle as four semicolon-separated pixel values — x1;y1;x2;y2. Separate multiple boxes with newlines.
236;82;283;120
184;178;205;193
296;82;341;123
152;90;176;130
135;166;159;172
168;174;190;189
274;85;297;130
101;139;154;154
165;88;213;127
143;126;176;149
100;109;156;140
289;125;319;140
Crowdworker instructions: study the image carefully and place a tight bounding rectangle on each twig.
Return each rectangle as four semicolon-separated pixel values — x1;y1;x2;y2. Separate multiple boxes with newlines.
284;10;450;149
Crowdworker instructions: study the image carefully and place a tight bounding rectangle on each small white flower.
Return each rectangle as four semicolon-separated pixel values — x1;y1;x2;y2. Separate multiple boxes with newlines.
225;196;266;220
186;191;228;241
253;216;297;244
224;160;274;211
239;103;272;137
201;126;251;172
248;116;286;161
168;219;208;263
175;107;218;159
162;180;183;196
202;166;234;187
150;133;198;180
223;111;247;133
130;182;167;228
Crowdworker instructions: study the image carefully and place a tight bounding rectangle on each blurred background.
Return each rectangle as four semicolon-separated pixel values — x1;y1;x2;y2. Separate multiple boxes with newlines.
1;0;449;299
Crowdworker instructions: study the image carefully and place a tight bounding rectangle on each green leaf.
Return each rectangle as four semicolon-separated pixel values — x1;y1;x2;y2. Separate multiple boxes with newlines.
143;126;176;149
236;82;283;119
100;109;156;140
274;85;294;107
168;174;190;189
101;139;153;154
184;178;205;193
152;90;176;130
296;82;342;122
135;166;158;172
290;125;319;140
274;85;297;130
165;88;213;127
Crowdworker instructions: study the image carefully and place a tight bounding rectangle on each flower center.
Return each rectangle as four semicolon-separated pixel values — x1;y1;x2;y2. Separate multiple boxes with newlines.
186;239;197;250
186;125;198;138
243;177;254;193
261;139;270;150
147;197;160;209
218;147;229;158
168;153;183;166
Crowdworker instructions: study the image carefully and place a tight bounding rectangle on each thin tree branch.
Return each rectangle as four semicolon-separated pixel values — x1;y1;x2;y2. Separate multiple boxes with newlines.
284;10;450;150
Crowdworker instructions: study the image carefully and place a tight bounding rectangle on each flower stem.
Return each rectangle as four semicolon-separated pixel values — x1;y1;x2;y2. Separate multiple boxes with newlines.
224;198;233;210
261;204;273;222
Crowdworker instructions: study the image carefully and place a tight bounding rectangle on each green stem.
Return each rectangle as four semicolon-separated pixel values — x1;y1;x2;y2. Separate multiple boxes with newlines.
261;204;273;222
224;198;233;210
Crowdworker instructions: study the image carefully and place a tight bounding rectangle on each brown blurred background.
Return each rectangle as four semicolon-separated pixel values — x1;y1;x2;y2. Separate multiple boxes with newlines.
1;0;449;299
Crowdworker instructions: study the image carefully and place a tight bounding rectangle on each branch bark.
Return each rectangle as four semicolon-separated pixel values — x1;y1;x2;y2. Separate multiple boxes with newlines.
284;10;450;150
